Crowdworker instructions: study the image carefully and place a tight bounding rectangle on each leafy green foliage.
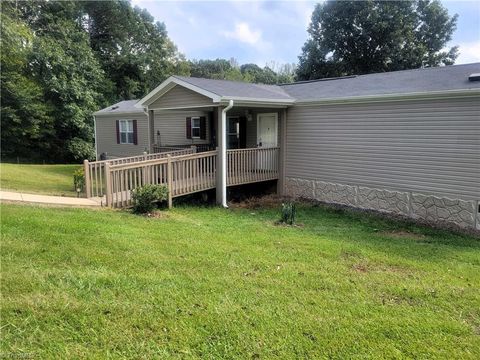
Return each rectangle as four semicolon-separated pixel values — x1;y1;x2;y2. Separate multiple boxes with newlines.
0;3;54;160
83;0;189;100
297;0;458;80
0;0;187;162
280;201;297;225
73;168;85;193
189;59;295;84
131;184;169;214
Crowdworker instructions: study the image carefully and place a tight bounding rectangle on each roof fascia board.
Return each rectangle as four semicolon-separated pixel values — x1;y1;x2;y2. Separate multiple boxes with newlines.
137;76;221;108
151;105;216;111
94;111;146;116
293;89;480;106
219;97;294;105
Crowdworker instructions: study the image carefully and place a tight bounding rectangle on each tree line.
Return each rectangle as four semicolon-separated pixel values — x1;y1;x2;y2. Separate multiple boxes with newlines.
1;0;457;162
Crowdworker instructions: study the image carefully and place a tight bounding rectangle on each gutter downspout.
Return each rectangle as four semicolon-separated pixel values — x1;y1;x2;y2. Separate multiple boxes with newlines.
221;100;234;208
142;107;151;153
93;115;98;161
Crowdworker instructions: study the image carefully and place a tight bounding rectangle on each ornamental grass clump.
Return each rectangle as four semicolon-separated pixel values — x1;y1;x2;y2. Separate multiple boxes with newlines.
131;184;168;214
280;201;296;225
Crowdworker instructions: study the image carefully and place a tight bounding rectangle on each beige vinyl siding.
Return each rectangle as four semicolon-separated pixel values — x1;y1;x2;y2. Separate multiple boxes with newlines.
154;110;211;146
95;113;149;158
285;97;480;200
149;85;213;109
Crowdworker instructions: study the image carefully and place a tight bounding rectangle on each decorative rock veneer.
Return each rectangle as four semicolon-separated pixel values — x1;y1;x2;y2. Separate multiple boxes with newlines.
285;177;479;230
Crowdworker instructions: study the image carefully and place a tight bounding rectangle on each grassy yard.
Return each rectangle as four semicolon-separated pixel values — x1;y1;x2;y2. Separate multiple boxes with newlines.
0;163;80;196
1;202;479;359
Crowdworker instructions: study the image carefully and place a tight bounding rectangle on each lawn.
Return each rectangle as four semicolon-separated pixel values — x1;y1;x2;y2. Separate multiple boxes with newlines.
1;202;479;359
0;163;80;196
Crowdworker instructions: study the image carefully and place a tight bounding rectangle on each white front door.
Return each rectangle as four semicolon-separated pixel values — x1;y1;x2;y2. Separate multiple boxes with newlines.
256;113;278;171
257;113;278;147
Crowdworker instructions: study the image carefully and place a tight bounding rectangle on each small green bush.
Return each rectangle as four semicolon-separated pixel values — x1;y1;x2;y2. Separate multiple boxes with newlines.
73;168;85;193
280;201;296;225
131;184;168;214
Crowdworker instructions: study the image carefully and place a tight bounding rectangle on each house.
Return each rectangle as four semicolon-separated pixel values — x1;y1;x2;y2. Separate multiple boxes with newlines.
93;63;480;229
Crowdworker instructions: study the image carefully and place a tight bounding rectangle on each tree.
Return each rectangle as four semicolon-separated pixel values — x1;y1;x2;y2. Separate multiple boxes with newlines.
296;0;458;80
1;0;188;162
0;2;54;161
82;1;188;102
240;64;277;84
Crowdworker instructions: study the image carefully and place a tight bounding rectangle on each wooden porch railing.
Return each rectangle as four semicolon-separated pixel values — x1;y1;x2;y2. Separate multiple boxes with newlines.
84;147;195;198
152;144;214;154
227;147;279;186
92;147;279;208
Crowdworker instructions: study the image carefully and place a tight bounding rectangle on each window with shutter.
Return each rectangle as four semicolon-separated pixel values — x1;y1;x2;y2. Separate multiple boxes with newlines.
191;117;201;138
118;120;135;144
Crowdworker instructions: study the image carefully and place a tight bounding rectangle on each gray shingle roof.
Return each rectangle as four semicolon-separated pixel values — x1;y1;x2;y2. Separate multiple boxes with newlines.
97;63;480;114
94;100;142;116
172;75;294;100
281;63;480;101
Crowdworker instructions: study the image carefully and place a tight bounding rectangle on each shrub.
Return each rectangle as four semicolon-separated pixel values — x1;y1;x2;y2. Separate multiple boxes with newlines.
66;137;96;162
280;201;296;225
131;184;168;214
73;168;85;193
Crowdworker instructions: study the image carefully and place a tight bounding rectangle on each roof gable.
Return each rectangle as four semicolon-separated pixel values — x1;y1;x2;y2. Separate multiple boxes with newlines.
149;84;213;109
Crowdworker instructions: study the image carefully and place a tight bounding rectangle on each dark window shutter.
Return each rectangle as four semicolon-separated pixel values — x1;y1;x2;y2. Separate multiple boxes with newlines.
200;116;207;140
186;117;192;139
239;116;247;148
116;120;120;144
133;120;138;145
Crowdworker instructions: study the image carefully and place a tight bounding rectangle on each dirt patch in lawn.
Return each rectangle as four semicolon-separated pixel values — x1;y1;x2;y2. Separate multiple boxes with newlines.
230;194;283;209
380;230;426;241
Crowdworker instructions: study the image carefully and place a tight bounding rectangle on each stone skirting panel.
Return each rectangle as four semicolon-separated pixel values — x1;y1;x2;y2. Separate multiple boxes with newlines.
314;181;356;206
410;193;476;229
477;201;480;230
284;177;315;199
284;177;478;229
357;187;410;215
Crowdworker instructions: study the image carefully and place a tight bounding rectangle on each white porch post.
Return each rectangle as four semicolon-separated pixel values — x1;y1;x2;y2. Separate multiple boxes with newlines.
277;108;287;196
216;106;226;206
216;101;233;207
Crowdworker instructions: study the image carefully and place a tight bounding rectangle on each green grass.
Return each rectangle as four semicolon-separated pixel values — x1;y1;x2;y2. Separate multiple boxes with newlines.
0;163;80;196
1;203;479;359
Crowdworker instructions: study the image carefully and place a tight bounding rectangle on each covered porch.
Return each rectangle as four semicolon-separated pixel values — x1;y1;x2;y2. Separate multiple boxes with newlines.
146;103;287;206
85;75;291;207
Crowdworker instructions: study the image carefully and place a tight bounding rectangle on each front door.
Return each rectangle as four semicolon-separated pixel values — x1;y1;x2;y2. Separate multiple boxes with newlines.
257;113;278;147
257;113;278;171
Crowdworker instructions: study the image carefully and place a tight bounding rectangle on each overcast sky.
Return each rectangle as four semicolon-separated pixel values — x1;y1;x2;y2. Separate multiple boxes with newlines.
132;0;480;67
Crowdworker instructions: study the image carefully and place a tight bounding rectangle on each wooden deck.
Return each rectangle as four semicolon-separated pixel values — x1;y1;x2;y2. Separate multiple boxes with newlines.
85;147;279;208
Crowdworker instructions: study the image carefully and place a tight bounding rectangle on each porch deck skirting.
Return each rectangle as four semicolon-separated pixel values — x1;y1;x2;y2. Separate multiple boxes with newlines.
285;177;479;230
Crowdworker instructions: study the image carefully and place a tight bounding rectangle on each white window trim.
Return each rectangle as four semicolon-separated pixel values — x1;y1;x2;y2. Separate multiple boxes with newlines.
119;119;134;144
191;117;201;139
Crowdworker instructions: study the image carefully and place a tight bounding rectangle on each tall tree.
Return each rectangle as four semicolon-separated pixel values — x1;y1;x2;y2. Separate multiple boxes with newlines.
1;2;54;161
1;0;188;162
16;1;106;161
296;0;458;80
82;0;188;101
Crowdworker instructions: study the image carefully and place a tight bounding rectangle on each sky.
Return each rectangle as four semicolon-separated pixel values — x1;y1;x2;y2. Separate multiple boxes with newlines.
132;0;480;68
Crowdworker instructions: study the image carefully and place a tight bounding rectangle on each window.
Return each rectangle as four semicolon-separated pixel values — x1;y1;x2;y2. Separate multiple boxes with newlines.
227;117;240;149
119;120;134;144
191;117;201;138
